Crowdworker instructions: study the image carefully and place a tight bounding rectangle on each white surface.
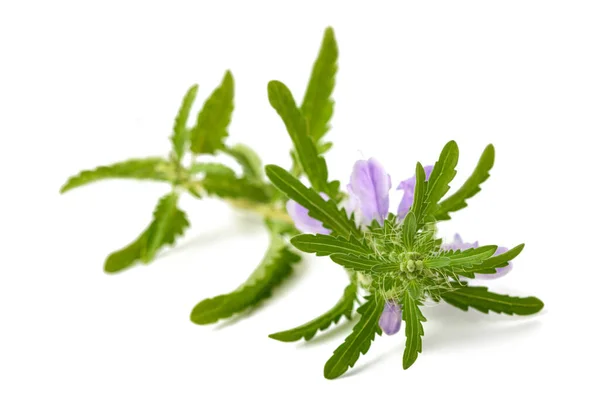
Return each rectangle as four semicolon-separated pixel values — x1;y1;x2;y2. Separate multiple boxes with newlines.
1;1;599;398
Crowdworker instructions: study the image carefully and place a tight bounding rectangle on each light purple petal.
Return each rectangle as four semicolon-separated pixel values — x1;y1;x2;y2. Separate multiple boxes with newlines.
475;247;513;279
379;301;402;335
442;233;479;251
349;158;391;225
286;197;331;234
396;165;434;218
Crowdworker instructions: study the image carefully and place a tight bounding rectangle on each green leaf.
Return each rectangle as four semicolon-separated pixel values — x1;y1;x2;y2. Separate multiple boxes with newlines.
301;27;338;144
190;232;301;324
265;165;359;238
410;163;427;223
402;289;426;370
202;173;271;203
330;254;396;273
223;143;264;182
425;246;498;269
190;70;234;155
436;145;495;221
442;284;544;315
104;193;190;273
60;158;173;193
188;162;236;176
323;295;384;380
290;234;371;257
171;84;199;160
269;283;356;342
267;80;329;194
466;244;525;277
421;140;459;220
401;211;417;250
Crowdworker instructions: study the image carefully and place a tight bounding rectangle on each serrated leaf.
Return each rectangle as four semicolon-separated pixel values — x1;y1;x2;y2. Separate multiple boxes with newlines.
171;84;198;160
290;234;371;257
265;164;359;238
464;244;525;277
436;145;495;221
223;143;264;182
401;211;417;250
190;70;234;154
190;232;301;324
425;246;498;269
301;27;338;144
60;158;173;193
442;283;544;315
202;173;271;203
323;295;384;379
267;80;330;194
330;254;396;273
269;283;356;342
402;288;426;370
104;193;189;273
421;140;459;219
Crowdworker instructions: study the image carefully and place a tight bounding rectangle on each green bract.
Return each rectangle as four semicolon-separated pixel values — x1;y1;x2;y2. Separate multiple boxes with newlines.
60;27;543;380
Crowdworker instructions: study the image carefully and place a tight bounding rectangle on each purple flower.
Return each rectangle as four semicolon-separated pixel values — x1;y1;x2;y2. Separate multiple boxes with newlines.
286;158;435;233
442;234;513;279
286;194;331;234
379;301;402;335
396;165;434;219
347;158;391;225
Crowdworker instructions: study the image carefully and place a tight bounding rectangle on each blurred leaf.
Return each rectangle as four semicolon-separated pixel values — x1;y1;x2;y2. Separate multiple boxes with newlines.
171;84;199;160
269;283;356;342
190;71;234;154
104;193;189;273
190;230;301;324
60;158;173;193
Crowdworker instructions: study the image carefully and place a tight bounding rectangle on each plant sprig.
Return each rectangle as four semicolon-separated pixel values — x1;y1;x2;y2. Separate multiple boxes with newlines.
61;26;544;380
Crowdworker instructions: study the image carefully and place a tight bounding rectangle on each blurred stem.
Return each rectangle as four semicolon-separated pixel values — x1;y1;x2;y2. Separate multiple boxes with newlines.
226;198;293;224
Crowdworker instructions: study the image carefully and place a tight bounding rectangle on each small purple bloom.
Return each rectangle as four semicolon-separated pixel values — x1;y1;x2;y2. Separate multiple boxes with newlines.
286;194;331;234
396;165;434;218
442;234;512;279
379;301;402;335
348;158;391;225
441;234;479;251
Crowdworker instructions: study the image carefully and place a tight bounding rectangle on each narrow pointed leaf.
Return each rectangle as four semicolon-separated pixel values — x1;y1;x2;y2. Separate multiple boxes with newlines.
60;158;173;193
267;80;330;194
301;27;338;143
436;144;495;221
104;193;189;273
402;289;426;370
425;246;498;269
323;295;384;379
190;70;234;154
401;211;417;250
269;283;356;342
171;84;198;160
462;244;525;277
265;164;360;238
190;233;301;324
290;234;371;257
422;140;459;218
442;284;544;315
410;162;427;223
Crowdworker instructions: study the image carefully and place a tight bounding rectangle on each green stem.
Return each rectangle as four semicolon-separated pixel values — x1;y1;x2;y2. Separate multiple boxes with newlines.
226;198;293;224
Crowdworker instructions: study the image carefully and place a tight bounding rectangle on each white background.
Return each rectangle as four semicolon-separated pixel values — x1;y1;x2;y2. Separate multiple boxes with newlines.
1;1;599;398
